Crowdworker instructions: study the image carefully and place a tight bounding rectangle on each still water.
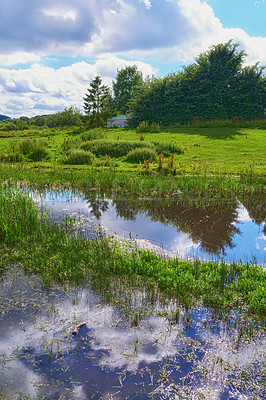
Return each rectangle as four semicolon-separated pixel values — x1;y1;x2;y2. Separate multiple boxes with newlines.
0;267;265;399
31;189;266;265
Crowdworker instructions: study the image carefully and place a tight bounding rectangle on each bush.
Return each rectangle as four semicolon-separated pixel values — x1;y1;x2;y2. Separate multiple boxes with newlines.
154;142;184;156
61;137;82;155
18;139;49;161
137;121;161;133
80;129;106;141
81;140;153;158
62;149;95;165
125;147;157;163
46;106;82;128
0;152;23;163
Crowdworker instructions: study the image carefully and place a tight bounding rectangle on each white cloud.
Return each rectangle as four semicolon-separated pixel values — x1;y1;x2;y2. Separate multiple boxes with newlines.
0;57;156;117
42;7;77;21
0;52;40;67
175;0;266;65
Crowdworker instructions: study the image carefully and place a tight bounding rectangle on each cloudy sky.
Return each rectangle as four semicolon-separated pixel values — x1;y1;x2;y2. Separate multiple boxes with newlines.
0;0;265;118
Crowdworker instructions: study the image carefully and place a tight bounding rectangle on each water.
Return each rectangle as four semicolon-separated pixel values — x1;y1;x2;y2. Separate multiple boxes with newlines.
1;189;265;399
0;267;265;399
31;189;266;265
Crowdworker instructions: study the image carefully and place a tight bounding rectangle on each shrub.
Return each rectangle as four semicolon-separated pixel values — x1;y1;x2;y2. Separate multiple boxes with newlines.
45;106;82;128
0;152;23;163
18;139;49;161
80;129;106;141
125;147;157;163
154;142;184;156
61;137;82;155
81;140;153;158
137;121;161;133
62;149;95;165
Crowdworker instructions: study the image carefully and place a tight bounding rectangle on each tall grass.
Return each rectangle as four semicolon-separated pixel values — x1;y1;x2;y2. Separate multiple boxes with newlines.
61;149;95;165
80;140;155;158
0;163;265;200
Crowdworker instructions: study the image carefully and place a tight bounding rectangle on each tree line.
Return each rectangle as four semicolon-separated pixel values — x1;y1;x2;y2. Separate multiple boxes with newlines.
84;40;265;127
0;41;264;131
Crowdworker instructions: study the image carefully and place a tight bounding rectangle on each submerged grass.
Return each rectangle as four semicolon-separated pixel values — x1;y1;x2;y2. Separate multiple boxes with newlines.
1;187;265;320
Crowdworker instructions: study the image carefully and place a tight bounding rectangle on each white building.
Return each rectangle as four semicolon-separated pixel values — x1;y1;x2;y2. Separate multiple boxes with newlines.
107;115;129;128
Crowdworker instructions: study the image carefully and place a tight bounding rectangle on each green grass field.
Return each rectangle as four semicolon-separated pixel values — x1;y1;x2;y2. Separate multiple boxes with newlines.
0;124;265;174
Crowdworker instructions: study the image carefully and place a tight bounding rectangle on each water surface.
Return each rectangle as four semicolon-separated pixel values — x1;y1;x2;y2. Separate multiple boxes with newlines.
0;267;265;399
31;189;266;265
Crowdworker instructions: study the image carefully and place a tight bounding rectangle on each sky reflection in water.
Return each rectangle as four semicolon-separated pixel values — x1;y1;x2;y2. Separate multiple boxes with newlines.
0;268;265;400
32;189;265;265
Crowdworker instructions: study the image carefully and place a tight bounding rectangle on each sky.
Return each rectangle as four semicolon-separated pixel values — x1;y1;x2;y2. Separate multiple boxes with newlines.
0;0;265;118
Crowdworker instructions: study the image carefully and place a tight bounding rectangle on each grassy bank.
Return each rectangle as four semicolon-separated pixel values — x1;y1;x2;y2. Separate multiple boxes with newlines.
0;163;265;205
1;187;265;321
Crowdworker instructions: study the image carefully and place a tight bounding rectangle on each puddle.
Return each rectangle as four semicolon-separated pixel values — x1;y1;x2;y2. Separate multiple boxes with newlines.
30;189;266;265
0;267;265;399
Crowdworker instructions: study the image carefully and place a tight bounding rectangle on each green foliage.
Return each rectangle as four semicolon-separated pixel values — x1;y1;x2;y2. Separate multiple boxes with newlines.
130;41;265;126
153;142;184;156
83;75;116;127
18;139;49;161
0;151;23;163
136;121;161;133
125;147;157;163
0;188;39;247
113;65;143;114
46;106;82;128
62;149;95;165
80;139;153;158
80;128;106;141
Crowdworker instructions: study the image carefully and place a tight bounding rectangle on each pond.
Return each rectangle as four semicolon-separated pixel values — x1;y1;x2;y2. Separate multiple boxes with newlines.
1;188;265;399
31;189;266;265
0;266;265;399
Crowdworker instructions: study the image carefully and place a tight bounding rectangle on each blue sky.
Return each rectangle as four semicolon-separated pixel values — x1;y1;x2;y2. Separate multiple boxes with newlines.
0;0;265;118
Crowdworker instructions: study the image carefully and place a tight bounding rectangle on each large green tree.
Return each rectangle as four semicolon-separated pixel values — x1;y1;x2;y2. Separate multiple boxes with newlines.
84;76;115;127
113;65;143;114
130;41;265;126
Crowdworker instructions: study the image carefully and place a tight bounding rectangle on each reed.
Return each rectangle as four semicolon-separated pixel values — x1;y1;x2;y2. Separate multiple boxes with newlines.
0;164;265;199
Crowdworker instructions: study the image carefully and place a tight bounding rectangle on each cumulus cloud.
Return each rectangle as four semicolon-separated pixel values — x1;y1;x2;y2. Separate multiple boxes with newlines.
0;57;156;117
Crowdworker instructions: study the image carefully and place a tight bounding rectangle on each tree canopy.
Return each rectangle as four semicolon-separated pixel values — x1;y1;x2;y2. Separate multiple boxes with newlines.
130;41;265;126
83;75;115;127
113;65;143;114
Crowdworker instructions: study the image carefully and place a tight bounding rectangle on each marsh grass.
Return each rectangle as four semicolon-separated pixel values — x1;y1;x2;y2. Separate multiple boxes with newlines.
1;187;265;320
80;139;154;158
125;147;157;163
18;138;50;161
0;163;265;201
61;149;95;165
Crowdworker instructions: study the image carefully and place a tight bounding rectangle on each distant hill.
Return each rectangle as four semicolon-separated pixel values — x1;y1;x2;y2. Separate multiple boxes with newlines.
0;114;10;120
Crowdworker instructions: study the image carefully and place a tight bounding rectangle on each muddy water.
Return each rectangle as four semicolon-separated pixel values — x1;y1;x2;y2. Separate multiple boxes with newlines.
0;267;265;399
31;189;266;265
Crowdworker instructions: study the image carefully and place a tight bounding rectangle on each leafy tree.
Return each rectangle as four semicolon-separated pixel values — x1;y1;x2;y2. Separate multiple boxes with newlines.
113;65;143;114
84;75;115;127
130;41;265;126
45;106;82;128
